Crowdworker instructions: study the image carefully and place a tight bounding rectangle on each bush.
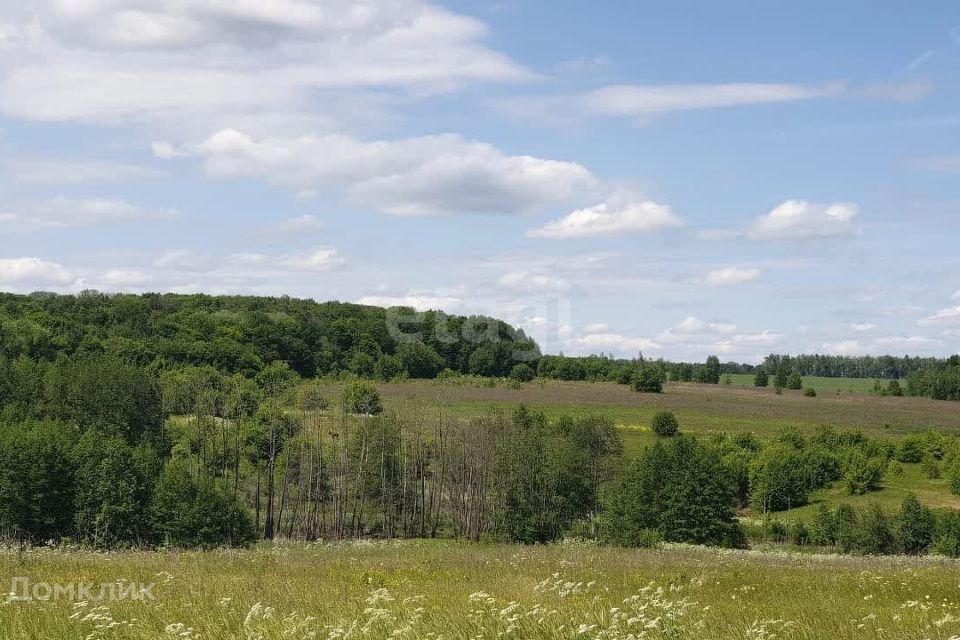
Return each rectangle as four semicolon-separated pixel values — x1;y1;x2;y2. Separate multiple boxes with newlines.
631;365;666;393
887;379;904;397
509;363;536;383
803;387;817;397
791;520;810;546
754;369;769;387
896;437;923;463
343;381;383;415
786;370;803;390
151;460;257;548
750;446;810;512
651;411;679;437
895;494;934;555
603;436;742;547
843;453;885;495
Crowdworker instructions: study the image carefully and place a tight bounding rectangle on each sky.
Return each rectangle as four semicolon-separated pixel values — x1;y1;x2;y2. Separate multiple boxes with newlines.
1;1;959;363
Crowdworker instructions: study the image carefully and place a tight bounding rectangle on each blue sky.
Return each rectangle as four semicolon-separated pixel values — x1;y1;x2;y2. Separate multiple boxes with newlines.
1;1;959;362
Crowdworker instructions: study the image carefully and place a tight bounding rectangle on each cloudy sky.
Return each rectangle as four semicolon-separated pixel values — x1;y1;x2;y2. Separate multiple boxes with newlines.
1;1;959;362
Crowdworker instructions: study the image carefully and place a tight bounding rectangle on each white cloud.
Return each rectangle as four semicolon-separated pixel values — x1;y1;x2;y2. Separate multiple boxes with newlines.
498;271;569;293
822;340;864;355
355;294;461;312
0;197;164;230
527;190;682;239
0;3;530;129
747;200;860;240
576;332;661;353
226;247;345;272
153;250;213;272
847;322;877;333
494;82;842;126
873;335;941;350
0;257;74;287
670;317;738;336
703;267;761;286
585;82;840;116
99;269;155;287
583;322;609;333
3;158;165;184
171;128;596;216
921;305;960;325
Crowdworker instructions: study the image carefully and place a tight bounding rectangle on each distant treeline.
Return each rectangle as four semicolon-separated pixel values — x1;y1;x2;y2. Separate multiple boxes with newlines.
0;291;539;379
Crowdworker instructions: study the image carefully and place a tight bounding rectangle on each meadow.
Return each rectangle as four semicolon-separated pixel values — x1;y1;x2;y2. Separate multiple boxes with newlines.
3;540;960;640
370;378;960;518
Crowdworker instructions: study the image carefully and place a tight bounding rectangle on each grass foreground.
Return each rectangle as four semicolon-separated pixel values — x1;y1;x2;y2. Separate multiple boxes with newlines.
3;540;960;639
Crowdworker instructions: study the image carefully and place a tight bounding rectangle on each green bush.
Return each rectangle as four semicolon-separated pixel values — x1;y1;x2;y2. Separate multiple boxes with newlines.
631;365;666;393
509;363;536;383
803;387;817;397
650;411;679;437
343;381;383;415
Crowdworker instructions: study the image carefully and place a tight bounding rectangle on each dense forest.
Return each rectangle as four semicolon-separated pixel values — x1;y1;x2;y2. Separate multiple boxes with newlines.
2;291;960;553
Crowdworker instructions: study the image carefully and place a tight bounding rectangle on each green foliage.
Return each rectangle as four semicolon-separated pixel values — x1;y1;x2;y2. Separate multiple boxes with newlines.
749;445;810;512
0;422;76;541
753;369;769;387
43;353;163;443
895;494;935;555
395;341;444;379
786;370;803;390
650;411;679;437
343;381;383;415
151;460;257;548
603;436;742;547
509;363;536;383
631;365;666;393
803;387;817;397
843;453;886;495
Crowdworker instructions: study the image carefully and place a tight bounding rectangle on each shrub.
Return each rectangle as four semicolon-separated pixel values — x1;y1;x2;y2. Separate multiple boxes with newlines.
895;494;934;555
631;365;666;393
921;455;941;479
843;453;885;495
895;436;923;463
887;379;904;397
803;387;817;397
791;520;810;546
786;370;803;390
949;460;960;495
509;363;536;383
859;503;895;555
651;411;679;437
343;381;383;415
603;436;742;547
151;460;257;548
754;369;769;387
749;446;810;512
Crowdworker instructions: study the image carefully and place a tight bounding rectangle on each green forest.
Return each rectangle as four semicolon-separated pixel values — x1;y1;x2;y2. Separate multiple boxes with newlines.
2;291;960;554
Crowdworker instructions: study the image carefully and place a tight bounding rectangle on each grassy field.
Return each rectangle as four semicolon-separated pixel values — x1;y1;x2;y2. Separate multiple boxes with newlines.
724;373;885;394
372;378;960;439
3;541;960;639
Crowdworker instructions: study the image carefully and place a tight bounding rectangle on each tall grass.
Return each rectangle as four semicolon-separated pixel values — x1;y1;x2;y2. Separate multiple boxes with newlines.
2;541;960;639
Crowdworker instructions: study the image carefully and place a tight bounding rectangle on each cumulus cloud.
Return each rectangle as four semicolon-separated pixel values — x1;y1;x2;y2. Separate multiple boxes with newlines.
575;332;661;353
166;128;596;216
527;190;682;239
847;322;878;332
822;340;864;355
703;267;761;286
0;197;166;230
0;257;74;287
747;200;860;240
0;2;530;129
